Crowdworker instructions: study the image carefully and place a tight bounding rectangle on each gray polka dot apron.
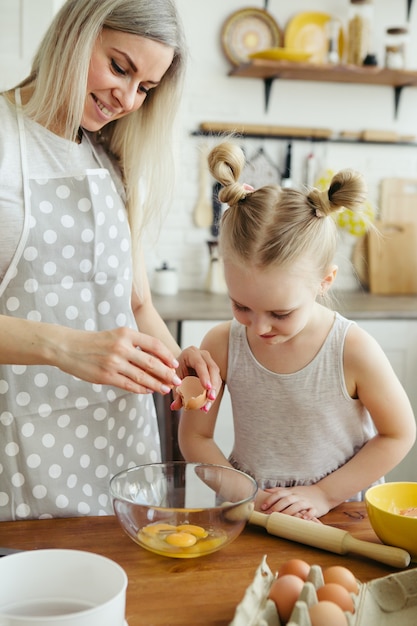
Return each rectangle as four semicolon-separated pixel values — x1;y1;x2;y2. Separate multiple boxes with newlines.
0;91;161;520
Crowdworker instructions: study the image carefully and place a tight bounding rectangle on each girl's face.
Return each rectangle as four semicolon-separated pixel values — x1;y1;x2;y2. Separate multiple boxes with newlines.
224;259;335;346
82;28;174;131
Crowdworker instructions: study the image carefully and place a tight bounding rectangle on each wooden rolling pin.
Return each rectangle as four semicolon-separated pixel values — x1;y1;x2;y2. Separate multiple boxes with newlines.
249;511;410;568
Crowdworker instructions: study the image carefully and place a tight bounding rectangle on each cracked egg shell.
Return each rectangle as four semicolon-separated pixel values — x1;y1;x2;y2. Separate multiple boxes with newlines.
176;376;208;410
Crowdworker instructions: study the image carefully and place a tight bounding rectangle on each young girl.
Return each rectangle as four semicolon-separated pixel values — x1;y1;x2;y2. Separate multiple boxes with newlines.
178;140;416;520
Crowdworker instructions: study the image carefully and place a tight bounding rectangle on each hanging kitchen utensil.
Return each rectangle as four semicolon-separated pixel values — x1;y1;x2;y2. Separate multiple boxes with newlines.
211;182;223;238
192;143;213;228
281;141;293;188
241;145;280;189
249;510;410;568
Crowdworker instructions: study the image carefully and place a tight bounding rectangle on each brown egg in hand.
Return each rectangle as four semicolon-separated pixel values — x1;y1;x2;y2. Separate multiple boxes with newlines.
176;376;208;410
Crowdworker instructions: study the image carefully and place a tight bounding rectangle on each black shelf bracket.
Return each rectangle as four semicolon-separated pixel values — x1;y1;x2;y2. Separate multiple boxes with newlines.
408;0;413;20
264;78;274;113
394;86;404;118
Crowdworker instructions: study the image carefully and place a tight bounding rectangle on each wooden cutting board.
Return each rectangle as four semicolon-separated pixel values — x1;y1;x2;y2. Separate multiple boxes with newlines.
368;221;417;294
380;178;417;224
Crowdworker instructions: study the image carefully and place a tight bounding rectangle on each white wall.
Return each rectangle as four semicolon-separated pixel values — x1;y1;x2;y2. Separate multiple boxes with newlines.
145;0;417;292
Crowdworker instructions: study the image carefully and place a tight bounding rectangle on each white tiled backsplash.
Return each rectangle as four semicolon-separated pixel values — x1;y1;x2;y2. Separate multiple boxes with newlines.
145;0;417;292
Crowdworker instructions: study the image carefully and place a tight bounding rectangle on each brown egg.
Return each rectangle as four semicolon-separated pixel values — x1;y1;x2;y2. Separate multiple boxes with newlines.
278;558;310;581
322;565;359;594
309;601;349;626
176;376;207;410
316;582;355;613
268;574;304;624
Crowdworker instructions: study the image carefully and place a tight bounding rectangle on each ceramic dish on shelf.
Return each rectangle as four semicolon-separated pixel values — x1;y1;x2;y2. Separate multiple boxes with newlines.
221;7;282;66
285;11;344;64
249;47;313;63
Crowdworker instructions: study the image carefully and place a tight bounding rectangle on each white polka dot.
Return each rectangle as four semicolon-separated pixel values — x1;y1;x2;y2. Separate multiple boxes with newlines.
45;292;59;307
117;209;125;222
94;407;107;421
62;245;75;259
118;398;127;412
24;278;38;294
16;392;30;407
24;247;38;261
83;484;93;496
129;408;137;421
67;474;77;488
114;284;124;297
95;272;107;285
6;297;19;312
78;502;90;514
27;454;41;468
94;436;107;450
49;464;62;478
63;444;74;458
126;434;134;447
42;434;55;448
61;215;75;228
96;242;105;256
43;262;56;276
90;181;99;195
92;384;102;392
97;211;106;226
81;228;94;243
28;310;41;321
106;195;114;208
98;493;109;507
80;259;92;273
38;404;52;418
107;255;119;268
0;412;13;425
78;198;91;212
12;473;24;487
136;442;145;455
150;449;159;462
44;230;58;244
116;454;125;467
56;494;69;508
56;185;70;199
107;390;116;402
80;455;90;468
117;426;126;440
96;465;109;478
16;503;30;518
75;397;88;410
61;275;74;289
120;238;129;252
0;492;9;506
33;485;47;499
29;214;36;228
85;319;95;330
109;226;118;239
65;306;79;320
21;422;35;437
34;373;48;387
80;288;92;302
13;364;27;374
39;200;53;213
108;418;115;431
98;301;110;315
55;386;69;400
57;414;70;427
75;425;88;438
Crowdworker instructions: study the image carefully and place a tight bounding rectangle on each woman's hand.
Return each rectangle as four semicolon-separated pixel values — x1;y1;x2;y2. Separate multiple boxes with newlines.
257;485;330;521
170;345;221;412
56;326;182;394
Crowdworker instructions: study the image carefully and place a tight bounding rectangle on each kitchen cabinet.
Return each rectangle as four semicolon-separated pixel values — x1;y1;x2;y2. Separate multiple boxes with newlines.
180;317;417;483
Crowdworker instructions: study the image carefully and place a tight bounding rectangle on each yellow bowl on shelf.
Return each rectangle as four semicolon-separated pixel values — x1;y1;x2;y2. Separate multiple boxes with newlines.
365;482;417;560
249;47;313;63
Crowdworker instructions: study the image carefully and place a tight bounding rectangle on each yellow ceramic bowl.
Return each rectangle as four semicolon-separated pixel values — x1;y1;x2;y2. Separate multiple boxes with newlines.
365;482;417;560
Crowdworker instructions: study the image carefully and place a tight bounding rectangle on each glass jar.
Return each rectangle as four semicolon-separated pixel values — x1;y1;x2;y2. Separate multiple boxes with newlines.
347;0;374;66
385;27;409;69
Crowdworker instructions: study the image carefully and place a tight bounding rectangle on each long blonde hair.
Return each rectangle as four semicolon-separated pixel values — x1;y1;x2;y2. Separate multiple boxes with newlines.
9;0;187;277
208;141;367;279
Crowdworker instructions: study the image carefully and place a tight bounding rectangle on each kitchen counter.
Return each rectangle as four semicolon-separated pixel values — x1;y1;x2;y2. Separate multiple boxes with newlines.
153;289;417;325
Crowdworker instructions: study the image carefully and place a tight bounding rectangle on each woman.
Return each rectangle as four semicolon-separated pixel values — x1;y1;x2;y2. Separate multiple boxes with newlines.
0;0;219;520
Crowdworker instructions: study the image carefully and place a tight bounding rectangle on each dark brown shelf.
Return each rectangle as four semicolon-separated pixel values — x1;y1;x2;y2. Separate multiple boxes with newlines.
229;61;417;116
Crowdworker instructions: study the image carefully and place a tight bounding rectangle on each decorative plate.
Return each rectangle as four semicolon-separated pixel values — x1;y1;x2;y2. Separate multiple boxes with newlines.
249;47;313;63
285;12;344;64
221;8;282;66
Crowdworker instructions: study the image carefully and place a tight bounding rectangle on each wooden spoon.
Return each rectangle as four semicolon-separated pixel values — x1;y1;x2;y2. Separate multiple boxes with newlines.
193;143;213;228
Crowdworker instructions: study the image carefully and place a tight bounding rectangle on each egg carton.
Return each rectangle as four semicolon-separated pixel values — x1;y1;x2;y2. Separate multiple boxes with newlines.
230;555;417;626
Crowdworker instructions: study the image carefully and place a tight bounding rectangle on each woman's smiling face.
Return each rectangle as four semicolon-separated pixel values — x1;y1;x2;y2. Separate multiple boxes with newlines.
82;28;174;131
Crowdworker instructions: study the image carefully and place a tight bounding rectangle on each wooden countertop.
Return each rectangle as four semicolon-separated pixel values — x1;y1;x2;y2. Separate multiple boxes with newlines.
153;290;417;323
0;503;412;626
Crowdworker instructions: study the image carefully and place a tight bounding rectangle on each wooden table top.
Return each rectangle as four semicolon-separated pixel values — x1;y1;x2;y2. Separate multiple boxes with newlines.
0;503;410;626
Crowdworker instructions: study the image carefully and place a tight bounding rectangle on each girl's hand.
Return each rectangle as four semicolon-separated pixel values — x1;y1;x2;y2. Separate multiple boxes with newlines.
56;326;182;394
170;345;221;412
258;485;330;520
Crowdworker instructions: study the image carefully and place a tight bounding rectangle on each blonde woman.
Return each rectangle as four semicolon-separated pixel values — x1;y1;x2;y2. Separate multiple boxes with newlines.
179;141;415;520
0;0;219;520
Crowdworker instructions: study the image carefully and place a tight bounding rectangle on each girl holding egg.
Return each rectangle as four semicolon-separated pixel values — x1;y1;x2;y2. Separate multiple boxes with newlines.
178;140;416;520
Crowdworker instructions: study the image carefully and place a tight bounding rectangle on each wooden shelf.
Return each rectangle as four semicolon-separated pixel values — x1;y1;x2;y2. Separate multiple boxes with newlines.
229;61;417;116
